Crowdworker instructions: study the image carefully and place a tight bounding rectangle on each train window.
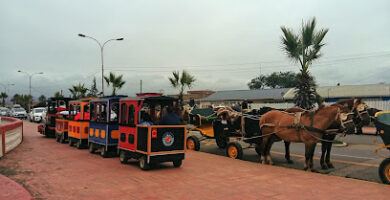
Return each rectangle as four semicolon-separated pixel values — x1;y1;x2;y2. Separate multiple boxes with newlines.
120;103;127;124
120;133;126;142
83;104;90;120
128;105;135;127
100;103;107;122
128;134;134;144
110;103;119;123
74;104;81;121
90;103;97;122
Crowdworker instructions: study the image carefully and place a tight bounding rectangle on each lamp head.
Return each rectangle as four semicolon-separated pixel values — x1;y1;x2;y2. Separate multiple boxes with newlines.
78;33;86;37
116;38;124;41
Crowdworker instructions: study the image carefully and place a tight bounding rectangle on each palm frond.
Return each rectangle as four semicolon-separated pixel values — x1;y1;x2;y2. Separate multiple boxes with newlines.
281;27;301;60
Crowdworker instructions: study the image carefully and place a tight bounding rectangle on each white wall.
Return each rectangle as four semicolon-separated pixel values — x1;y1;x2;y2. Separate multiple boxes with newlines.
5;127;22;153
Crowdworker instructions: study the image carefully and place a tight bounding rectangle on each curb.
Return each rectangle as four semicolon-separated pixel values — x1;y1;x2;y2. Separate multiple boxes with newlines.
0;174;34;200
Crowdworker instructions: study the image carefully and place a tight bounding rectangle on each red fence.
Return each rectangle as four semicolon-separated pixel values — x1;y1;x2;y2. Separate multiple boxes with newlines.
0;117;23;157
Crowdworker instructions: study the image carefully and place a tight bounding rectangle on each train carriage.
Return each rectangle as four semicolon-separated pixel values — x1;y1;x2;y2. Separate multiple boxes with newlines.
38;97;71;137
88;96;125;157
117;96;186;170
67;98;94;148
55;115;68;143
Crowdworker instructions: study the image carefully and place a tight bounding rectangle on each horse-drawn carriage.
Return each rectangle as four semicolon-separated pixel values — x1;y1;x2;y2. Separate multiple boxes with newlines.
187;107;263;159
373;111;390;184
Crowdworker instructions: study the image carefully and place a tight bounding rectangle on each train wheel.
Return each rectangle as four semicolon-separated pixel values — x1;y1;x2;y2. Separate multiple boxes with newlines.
173;160;182;168
100;147;109;158
139;156;150;170
76;140;82;149
60;134;65;144
89;143;95;153
226;142;243;159
379;157;390;184
186;136;200;151
119;151;129;164
55;133;60;142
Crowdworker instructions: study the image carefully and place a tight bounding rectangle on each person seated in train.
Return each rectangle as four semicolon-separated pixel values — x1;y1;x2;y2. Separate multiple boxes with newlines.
57;101;66;113
74;112;81;120
139;112;153;126
160;106;181;125
83;112;90;120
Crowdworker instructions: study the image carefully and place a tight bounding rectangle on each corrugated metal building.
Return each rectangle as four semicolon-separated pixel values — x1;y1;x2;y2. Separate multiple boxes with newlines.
283;83;390;110
199;88;294;109
200;83;390;110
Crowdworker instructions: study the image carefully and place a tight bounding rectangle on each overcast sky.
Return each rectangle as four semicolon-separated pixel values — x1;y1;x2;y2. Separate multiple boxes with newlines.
1;0;389;99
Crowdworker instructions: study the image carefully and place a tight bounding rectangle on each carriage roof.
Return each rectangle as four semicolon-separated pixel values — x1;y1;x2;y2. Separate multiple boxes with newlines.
376;112;390;126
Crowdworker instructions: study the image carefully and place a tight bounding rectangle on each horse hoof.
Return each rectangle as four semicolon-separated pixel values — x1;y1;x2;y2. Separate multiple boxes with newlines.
303;167;309;171
311;169;318;172
327;163;334;168
287;160;294;164
321;165;328;170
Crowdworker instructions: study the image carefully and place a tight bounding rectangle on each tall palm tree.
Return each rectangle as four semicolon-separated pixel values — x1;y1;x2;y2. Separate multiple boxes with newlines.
168;70;195;105
281;17;328;109
104;72;126;96
69;83;89;99
1;92;8;106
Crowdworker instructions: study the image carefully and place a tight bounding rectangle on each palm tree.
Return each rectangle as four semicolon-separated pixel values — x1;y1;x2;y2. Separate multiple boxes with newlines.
12;94;20;104
69;83;89;99
168;70;195;105
37;95;46;107
281;17;328;109
54;91;64;98
104;72;126;96
1;92;8;106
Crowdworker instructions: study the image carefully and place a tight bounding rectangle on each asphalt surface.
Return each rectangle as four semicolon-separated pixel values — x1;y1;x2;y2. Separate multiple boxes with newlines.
195;133;390;184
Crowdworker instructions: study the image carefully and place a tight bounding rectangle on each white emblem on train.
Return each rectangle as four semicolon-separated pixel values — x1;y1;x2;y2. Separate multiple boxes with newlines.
162;132;174;147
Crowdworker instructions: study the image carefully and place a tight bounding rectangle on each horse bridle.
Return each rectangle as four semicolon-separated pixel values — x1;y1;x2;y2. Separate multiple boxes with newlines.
352;103;369;120
337;109;354;130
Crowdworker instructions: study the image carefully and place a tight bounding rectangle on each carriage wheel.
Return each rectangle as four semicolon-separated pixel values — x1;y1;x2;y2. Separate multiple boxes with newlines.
119;150;129;164
186;136;200;151
173;160;182;168
89;143;95;153
139;156;150;170
379;157;390;184
226;142;243;159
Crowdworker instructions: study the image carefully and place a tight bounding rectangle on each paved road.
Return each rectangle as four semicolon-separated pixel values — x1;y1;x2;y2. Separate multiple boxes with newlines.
1;122;390;200
197;133;390;184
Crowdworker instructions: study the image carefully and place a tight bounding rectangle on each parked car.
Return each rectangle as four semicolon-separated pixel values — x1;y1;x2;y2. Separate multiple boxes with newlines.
0;107;10;116
11;107;28;119
29;107;46;122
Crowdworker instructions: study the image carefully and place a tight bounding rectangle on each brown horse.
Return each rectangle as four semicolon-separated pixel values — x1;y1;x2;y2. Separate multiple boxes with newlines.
259;105;355;171
280;98;370;169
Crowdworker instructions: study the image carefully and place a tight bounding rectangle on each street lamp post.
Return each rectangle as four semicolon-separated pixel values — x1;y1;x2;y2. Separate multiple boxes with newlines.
0;83;15;94
17;70;43;109
78;33;124;96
